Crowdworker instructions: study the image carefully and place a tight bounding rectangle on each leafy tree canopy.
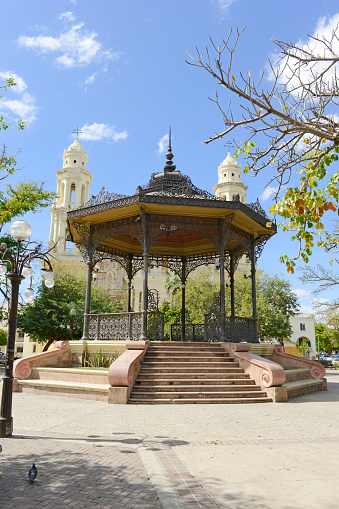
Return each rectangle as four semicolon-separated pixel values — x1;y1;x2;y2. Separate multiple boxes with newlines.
188;27;339;270
16;270;125;351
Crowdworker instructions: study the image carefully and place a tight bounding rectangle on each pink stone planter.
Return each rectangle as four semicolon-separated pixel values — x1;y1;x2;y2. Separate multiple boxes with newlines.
13;341;72;380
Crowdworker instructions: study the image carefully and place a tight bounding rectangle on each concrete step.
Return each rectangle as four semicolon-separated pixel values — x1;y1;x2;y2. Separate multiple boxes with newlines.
145;352;230;358
133;384;261;392
136;378;255;385
139;367;244;374
284;368;311;383
141;361;238;368
16;378;109;402
283;379;325;399
128;396;273;404
137;371;250;379
129;390;268;399
29;367;109;384
143;356;232;362
147;346;228;352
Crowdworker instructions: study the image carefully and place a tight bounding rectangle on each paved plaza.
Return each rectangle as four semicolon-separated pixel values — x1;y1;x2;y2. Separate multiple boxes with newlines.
0;368;338;508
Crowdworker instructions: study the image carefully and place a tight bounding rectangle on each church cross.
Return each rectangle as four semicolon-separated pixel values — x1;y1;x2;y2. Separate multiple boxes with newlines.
72;127;82;139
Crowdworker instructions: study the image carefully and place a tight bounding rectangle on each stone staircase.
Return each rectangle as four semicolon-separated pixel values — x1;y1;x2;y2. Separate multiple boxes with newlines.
15;367;110;402
129;342;273;404
283;367;326;399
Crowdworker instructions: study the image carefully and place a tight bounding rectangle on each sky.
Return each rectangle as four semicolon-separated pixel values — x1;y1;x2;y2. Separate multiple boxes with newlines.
1;0;339;315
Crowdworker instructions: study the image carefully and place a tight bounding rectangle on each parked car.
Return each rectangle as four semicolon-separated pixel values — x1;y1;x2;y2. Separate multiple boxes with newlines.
319;354;333;365
0;352;5;365
331;354;339;364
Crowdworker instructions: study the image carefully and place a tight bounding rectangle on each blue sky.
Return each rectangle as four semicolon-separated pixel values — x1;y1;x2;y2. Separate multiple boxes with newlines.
1;0;339;314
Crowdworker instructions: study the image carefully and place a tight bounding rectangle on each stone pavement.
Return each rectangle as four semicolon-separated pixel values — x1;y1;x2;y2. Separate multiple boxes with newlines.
0;369;339;508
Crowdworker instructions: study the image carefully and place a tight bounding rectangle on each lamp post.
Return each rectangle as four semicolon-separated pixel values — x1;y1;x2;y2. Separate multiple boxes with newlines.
69;308;77;341
0;220;54;438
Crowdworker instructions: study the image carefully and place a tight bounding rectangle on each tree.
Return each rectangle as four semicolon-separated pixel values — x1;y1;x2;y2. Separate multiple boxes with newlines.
16;271;125;351
187;27;339;269
161;269;299;341
315;322;339;353
0;329;7;347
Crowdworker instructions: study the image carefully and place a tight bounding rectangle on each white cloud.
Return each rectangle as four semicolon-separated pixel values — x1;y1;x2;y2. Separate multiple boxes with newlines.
158;134;169;154
17;21;120;69
0;72;38;124
59;11;75;22
294;288;313;299
78;123;128;142
299;304;314;314
260;186;278;201
212;0;237;15
270;14;339;95
85;72;98;87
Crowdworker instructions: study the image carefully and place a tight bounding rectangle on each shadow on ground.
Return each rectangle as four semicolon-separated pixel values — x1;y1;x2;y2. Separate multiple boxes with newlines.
0;438;161;509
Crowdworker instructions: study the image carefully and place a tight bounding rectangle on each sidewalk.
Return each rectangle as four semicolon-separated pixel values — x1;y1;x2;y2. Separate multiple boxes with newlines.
1;370;338;508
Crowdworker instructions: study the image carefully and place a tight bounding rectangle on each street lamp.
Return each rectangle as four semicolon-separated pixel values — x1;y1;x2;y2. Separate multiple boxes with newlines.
69;308;77;341
0;220;55;438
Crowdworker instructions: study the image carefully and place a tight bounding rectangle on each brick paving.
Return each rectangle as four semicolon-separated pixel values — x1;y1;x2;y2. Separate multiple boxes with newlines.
0;438;161;509
1;370;338;508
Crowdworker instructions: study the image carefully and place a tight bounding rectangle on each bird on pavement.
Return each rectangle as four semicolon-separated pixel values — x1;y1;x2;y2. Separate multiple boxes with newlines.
28;463;37;483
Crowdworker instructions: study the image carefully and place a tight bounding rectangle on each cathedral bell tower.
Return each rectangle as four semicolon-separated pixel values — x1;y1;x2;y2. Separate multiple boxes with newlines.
48;137;93;261
213;152;247;203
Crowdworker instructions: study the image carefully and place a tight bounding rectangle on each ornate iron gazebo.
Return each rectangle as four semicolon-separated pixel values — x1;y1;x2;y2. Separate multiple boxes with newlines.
67;134;276;343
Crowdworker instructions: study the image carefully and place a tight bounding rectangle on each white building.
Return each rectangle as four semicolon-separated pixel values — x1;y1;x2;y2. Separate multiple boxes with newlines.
287;313;316;359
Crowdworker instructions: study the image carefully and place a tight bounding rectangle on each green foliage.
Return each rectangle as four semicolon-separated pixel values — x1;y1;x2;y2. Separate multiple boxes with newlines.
291;338;311;358
315;322;339;353
83;346;120;368
0;328;7;346
160;269;299;341
16;270;125;350
0;180;55;228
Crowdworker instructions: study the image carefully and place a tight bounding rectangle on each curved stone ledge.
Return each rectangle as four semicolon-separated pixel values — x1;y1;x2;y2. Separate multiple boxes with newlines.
108;341;147;388
13;341;71;380
274;345;325;380
231;343;286;388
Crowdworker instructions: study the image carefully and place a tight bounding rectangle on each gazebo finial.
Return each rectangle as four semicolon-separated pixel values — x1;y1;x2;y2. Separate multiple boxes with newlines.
163;127;176;172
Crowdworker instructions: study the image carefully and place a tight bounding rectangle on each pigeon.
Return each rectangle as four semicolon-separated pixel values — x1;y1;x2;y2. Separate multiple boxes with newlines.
28;463;37;483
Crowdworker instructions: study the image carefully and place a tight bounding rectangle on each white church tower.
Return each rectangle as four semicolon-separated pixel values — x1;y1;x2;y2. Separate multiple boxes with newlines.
48;137;92;262
213;152;247;203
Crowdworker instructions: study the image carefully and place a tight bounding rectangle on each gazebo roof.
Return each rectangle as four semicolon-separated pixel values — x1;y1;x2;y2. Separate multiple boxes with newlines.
67;137;276;260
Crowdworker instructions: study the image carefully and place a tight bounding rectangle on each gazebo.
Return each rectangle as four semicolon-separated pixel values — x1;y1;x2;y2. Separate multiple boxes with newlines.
67;135;276;343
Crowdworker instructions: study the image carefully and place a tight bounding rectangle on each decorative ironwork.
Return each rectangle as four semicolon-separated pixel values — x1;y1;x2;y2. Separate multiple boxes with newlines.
254;234;272;261
247;198;269;219
87;311;164;341
170;323;204;341
147;311;164;341
77;187;128;209
204;314;257;343
148;289;159;311
68;192;276;232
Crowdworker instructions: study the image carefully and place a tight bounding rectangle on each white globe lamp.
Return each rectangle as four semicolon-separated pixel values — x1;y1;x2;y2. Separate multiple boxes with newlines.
10;220;31;241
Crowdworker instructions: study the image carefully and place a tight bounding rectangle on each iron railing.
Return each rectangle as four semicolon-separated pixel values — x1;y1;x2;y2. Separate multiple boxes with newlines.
86;311;164;341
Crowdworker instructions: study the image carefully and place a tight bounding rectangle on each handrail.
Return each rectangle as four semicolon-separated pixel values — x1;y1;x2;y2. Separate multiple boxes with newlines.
231;343;286;388
108;341;148;387
13;340;71;380
274;345;325;380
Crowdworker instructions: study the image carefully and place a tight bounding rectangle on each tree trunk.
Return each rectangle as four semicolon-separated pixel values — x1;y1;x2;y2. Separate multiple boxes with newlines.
42;337;54;352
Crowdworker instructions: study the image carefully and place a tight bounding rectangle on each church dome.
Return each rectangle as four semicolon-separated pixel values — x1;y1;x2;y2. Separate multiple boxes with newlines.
67;138;86;153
